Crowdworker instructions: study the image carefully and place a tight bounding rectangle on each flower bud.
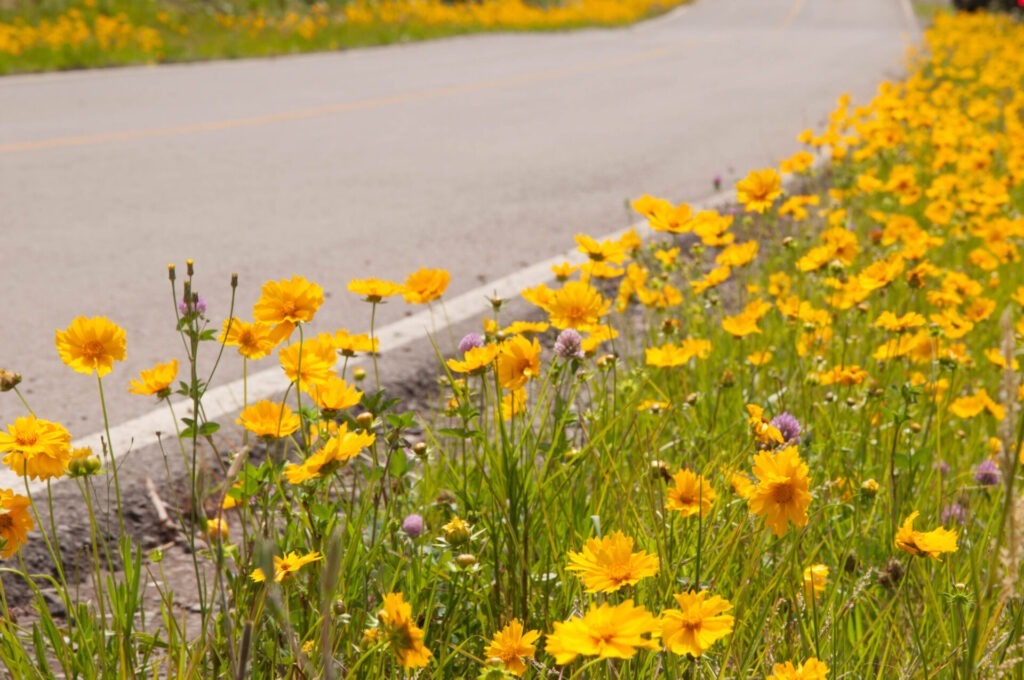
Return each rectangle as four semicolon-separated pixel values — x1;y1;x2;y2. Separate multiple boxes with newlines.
353;367;367;382
205;517;229;542
356;412;374;431
443;517;472;546
412;442;428;458
860;478;879;498
455;553;477;568
0;370;22;392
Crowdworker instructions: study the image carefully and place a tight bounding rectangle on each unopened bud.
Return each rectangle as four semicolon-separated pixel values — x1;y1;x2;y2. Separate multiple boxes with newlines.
0;370;22;392
167;264;176;281
861;478;879;498
356;412;374;431
231;273;239;289
455;553;477;568
412;442;428;458
186;259;194;276
353;367;367;382
720;369;736;388
596;354;616;370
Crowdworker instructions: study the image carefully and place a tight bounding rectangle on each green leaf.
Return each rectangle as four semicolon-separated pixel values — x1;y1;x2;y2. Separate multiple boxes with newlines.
198;421;220;436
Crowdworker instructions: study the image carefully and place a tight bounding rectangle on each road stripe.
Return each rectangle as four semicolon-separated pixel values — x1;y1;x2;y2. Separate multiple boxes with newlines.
0;35;719;155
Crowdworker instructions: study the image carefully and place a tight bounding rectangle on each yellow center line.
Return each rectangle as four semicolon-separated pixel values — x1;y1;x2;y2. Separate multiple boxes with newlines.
1;35;719;156
779;0;809;29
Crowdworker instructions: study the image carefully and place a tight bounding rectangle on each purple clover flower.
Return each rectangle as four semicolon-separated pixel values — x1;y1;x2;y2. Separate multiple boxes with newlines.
553;329;584;360
974;459;1000;487
769;412;802;444
401;514;425;539
941;502;967;525
458;333;484;353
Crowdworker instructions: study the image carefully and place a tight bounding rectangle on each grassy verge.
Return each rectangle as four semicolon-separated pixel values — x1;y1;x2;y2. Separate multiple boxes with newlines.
0;0;690;75
1;9;1024;679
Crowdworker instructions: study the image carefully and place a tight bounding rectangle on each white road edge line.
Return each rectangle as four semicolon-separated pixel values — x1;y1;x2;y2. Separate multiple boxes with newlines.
2;185;738;496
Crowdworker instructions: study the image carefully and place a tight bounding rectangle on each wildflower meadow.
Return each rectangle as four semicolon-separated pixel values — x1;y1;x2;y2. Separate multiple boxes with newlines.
3;9;1024;679
0;0;690;75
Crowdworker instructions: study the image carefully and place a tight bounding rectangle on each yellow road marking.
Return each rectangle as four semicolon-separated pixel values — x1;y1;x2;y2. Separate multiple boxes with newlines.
1;36;718;155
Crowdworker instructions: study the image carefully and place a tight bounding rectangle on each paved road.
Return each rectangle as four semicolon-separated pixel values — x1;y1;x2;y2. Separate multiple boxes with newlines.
0;0;915;442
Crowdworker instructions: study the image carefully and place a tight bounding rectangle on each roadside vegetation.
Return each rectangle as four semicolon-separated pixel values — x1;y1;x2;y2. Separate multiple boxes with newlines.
0;0;690;75
2;8;1024;679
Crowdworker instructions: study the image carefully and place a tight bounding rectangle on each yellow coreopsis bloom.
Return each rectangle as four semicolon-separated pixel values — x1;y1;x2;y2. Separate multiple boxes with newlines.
949;389;1005;421
644;339;712;367
278;337;337;389
220;318;281;360
283;423;374;484
736;168;783;213
377;592;432;669
250;550;322;583
803;563;829;600
565;530;659;593
402;268;450;304
661;590;734;657
542;281;612;330
873;311;926;333
666;469;716;518
716;241;759;267
769;657;830;679
545;600;659;664
128;359;179;396
305;375;362;412
575;233;627;264
332;329;378;357
0;415;72;481
347;277;405;302
447;343;499;375
0;488;34;558
253;275;324;333
55;316;127;377
748;446;812;537
497;335;541;391
895;511;958;559
485;620;540;676
236;400;301;439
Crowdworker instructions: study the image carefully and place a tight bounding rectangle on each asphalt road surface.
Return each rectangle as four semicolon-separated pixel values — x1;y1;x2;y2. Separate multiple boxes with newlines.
0;0;916;448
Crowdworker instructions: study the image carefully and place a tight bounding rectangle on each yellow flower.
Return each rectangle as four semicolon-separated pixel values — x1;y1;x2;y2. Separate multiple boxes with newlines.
661;590;734;657
0;415;72;481
722;298;772;337
498;389;528;421
305;375;362;412
283;423;374;483
803;563;829;600
278;337;337;389
815;364;868;386
565;530;659;593
716;241;759;267
442;516;472;545
644;339;712;367
780;150;815;174
0;489;33;558
402;268;450;304
873;311;926;332
895;511;958;559
485;620;540;676
949;389;1006;421
252;550;322;583
748;351;773;366
55;316;127;377
447;344;499;374
220;318;281;360
748;446;812;537
666;469;716;518
540;281;611;330
497;336;541;391
377;592;432;669
205;517;229;542
236;400;301;439
128;359;178;396
575;233;627;264
769;657;830;680
545;600;659;664
736;168;783;213
253;276;324;335
690;265;732;294
332;329;379;357
347;277;405;302
746;404;784;446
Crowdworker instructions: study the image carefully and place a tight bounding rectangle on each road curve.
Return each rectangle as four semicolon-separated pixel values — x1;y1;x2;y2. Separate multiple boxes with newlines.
0;0;915;441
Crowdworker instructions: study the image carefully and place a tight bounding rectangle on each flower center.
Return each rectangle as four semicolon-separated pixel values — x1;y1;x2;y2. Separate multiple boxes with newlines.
82;340;104;359
770;481;794;503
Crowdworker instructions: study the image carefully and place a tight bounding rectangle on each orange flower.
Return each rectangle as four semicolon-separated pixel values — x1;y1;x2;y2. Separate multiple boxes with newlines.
128;359;178;396
565;530;659;593
55;316;127;377
736;168;782;213
402;268;450;304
